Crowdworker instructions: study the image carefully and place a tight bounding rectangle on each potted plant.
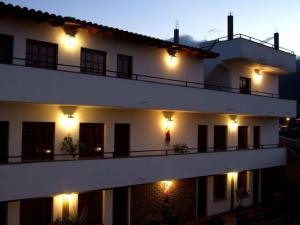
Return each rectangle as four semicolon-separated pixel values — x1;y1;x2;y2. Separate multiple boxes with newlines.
61;135;78;158
173;143;189;154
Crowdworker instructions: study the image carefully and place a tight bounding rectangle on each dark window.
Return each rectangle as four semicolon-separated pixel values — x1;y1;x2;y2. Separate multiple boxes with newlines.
113;187;128;225
22;122;55;161
0;202;7;225
0;33;13;64
20;198;52;225
80;48;106;75
238;171;248;191
26;39;58;70
114;124;130;157
79;123;104;158
213;175;227;201
0;121;9;163
253;126;261;149
117;54;132;78
78;191;102;224
214;126;227;151
240;77;251;94
238;126;248;149
198;125;208;152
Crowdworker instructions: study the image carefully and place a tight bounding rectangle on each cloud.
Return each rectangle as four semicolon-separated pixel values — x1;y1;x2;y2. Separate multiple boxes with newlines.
167;35;203;48
207;28;221;34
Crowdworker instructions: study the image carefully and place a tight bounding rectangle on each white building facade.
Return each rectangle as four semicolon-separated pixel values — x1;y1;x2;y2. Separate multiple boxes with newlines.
0;3;296;225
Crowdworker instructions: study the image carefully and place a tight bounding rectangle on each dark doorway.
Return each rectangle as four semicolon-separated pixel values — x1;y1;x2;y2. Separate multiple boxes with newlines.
22;122;55;161
117;54;132;79
20;198;52;225
240;77;251;94
197;177;207;217
0;202;7;225
0;121;9;163
253;169;260;205
78;191;102;224
114;124;130;157
79;123;104;158
113;187;128;225
198;125;208;152
214;126;227;151
238;126;248;149
0;33;13;64
253;126;261;149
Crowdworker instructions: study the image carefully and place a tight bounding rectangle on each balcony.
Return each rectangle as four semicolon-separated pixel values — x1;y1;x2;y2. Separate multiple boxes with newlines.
206;34;296;73
0;59;296;117
0;145;286;201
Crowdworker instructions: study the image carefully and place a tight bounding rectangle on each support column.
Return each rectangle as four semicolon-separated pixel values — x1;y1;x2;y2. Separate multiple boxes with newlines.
7;201;20;225
103;190;113;225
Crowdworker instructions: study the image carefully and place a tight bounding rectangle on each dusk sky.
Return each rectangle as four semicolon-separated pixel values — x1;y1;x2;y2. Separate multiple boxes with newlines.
3;0;300;55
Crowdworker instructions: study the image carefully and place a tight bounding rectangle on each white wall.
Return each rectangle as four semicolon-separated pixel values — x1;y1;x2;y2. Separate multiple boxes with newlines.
0;16;204;83
0;102;280;160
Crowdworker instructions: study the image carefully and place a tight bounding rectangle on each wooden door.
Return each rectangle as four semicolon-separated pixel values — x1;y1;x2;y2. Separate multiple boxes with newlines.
253;126;261;149
0;121;9;163
22;122;54;161
114;124;130;157
214;126;227;151
198;125;208;152
79;123;104;158
78;191;102;224
113;187;128;225
20;198;52;225
197;177;207;217
238;126;248;149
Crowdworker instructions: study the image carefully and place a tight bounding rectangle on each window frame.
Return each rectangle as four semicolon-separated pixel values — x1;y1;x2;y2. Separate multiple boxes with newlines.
25;39;58;70
117;54;133;79
239;77;251;94
80;47;107;75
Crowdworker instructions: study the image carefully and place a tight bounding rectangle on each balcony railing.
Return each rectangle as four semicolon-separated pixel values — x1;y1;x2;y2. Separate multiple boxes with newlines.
0;144;282;165
200;33;295;55
0;57;295;100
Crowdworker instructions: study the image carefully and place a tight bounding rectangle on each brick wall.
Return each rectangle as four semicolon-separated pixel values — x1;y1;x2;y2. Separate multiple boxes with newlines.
130;178;197;225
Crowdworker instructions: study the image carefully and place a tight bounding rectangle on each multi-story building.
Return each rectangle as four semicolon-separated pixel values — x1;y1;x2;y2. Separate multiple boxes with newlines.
0;2;296;225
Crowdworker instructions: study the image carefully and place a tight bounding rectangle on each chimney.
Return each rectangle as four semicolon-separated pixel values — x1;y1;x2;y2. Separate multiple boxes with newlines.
274;32;279;50
174;28;179;44
228;14;234;40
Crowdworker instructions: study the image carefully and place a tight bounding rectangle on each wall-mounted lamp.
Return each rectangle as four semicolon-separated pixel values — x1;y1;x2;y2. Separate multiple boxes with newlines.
166;47;179;67
63;25;79;48
229;115;238;130
163;180;173;195
60;106;77;131
286;117;290;122
253;69;263;83
163;111;174;145
53;193;78;220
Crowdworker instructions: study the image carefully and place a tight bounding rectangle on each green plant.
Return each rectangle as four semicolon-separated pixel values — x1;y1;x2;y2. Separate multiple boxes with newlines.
50;208;91;225
173;143;189;154
61;135;78;157
236;188;250;208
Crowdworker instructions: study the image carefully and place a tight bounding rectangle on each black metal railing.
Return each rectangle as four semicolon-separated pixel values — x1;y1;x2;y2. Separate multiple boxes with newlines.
0;57;295;100
0;144;283;165
200;33;295;55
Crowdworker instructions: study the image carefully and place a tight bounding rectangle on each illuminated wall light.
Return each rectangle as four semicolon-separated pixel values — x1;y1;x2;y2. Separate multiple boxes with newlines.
227;171;238;181
53;193;78;220
66;35;76;47
162;111;174;145
61;114;77;131
286;117;290;122
164;118;174;130
229;115;238;130
253;69;263;83
165;48;178;68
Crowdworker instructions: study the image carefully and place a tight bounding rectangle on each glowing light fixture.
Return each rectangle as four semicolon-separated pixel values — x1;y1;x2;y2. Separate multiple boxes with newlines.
253;69;262;83
62;114;76;131
166;48;178;68
66;35;76;47
227;171;238;180
229;115;238;130
286;117;290;122
162;111;174;145
63;25;78;48
163;180;173;194
54;193;78;219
